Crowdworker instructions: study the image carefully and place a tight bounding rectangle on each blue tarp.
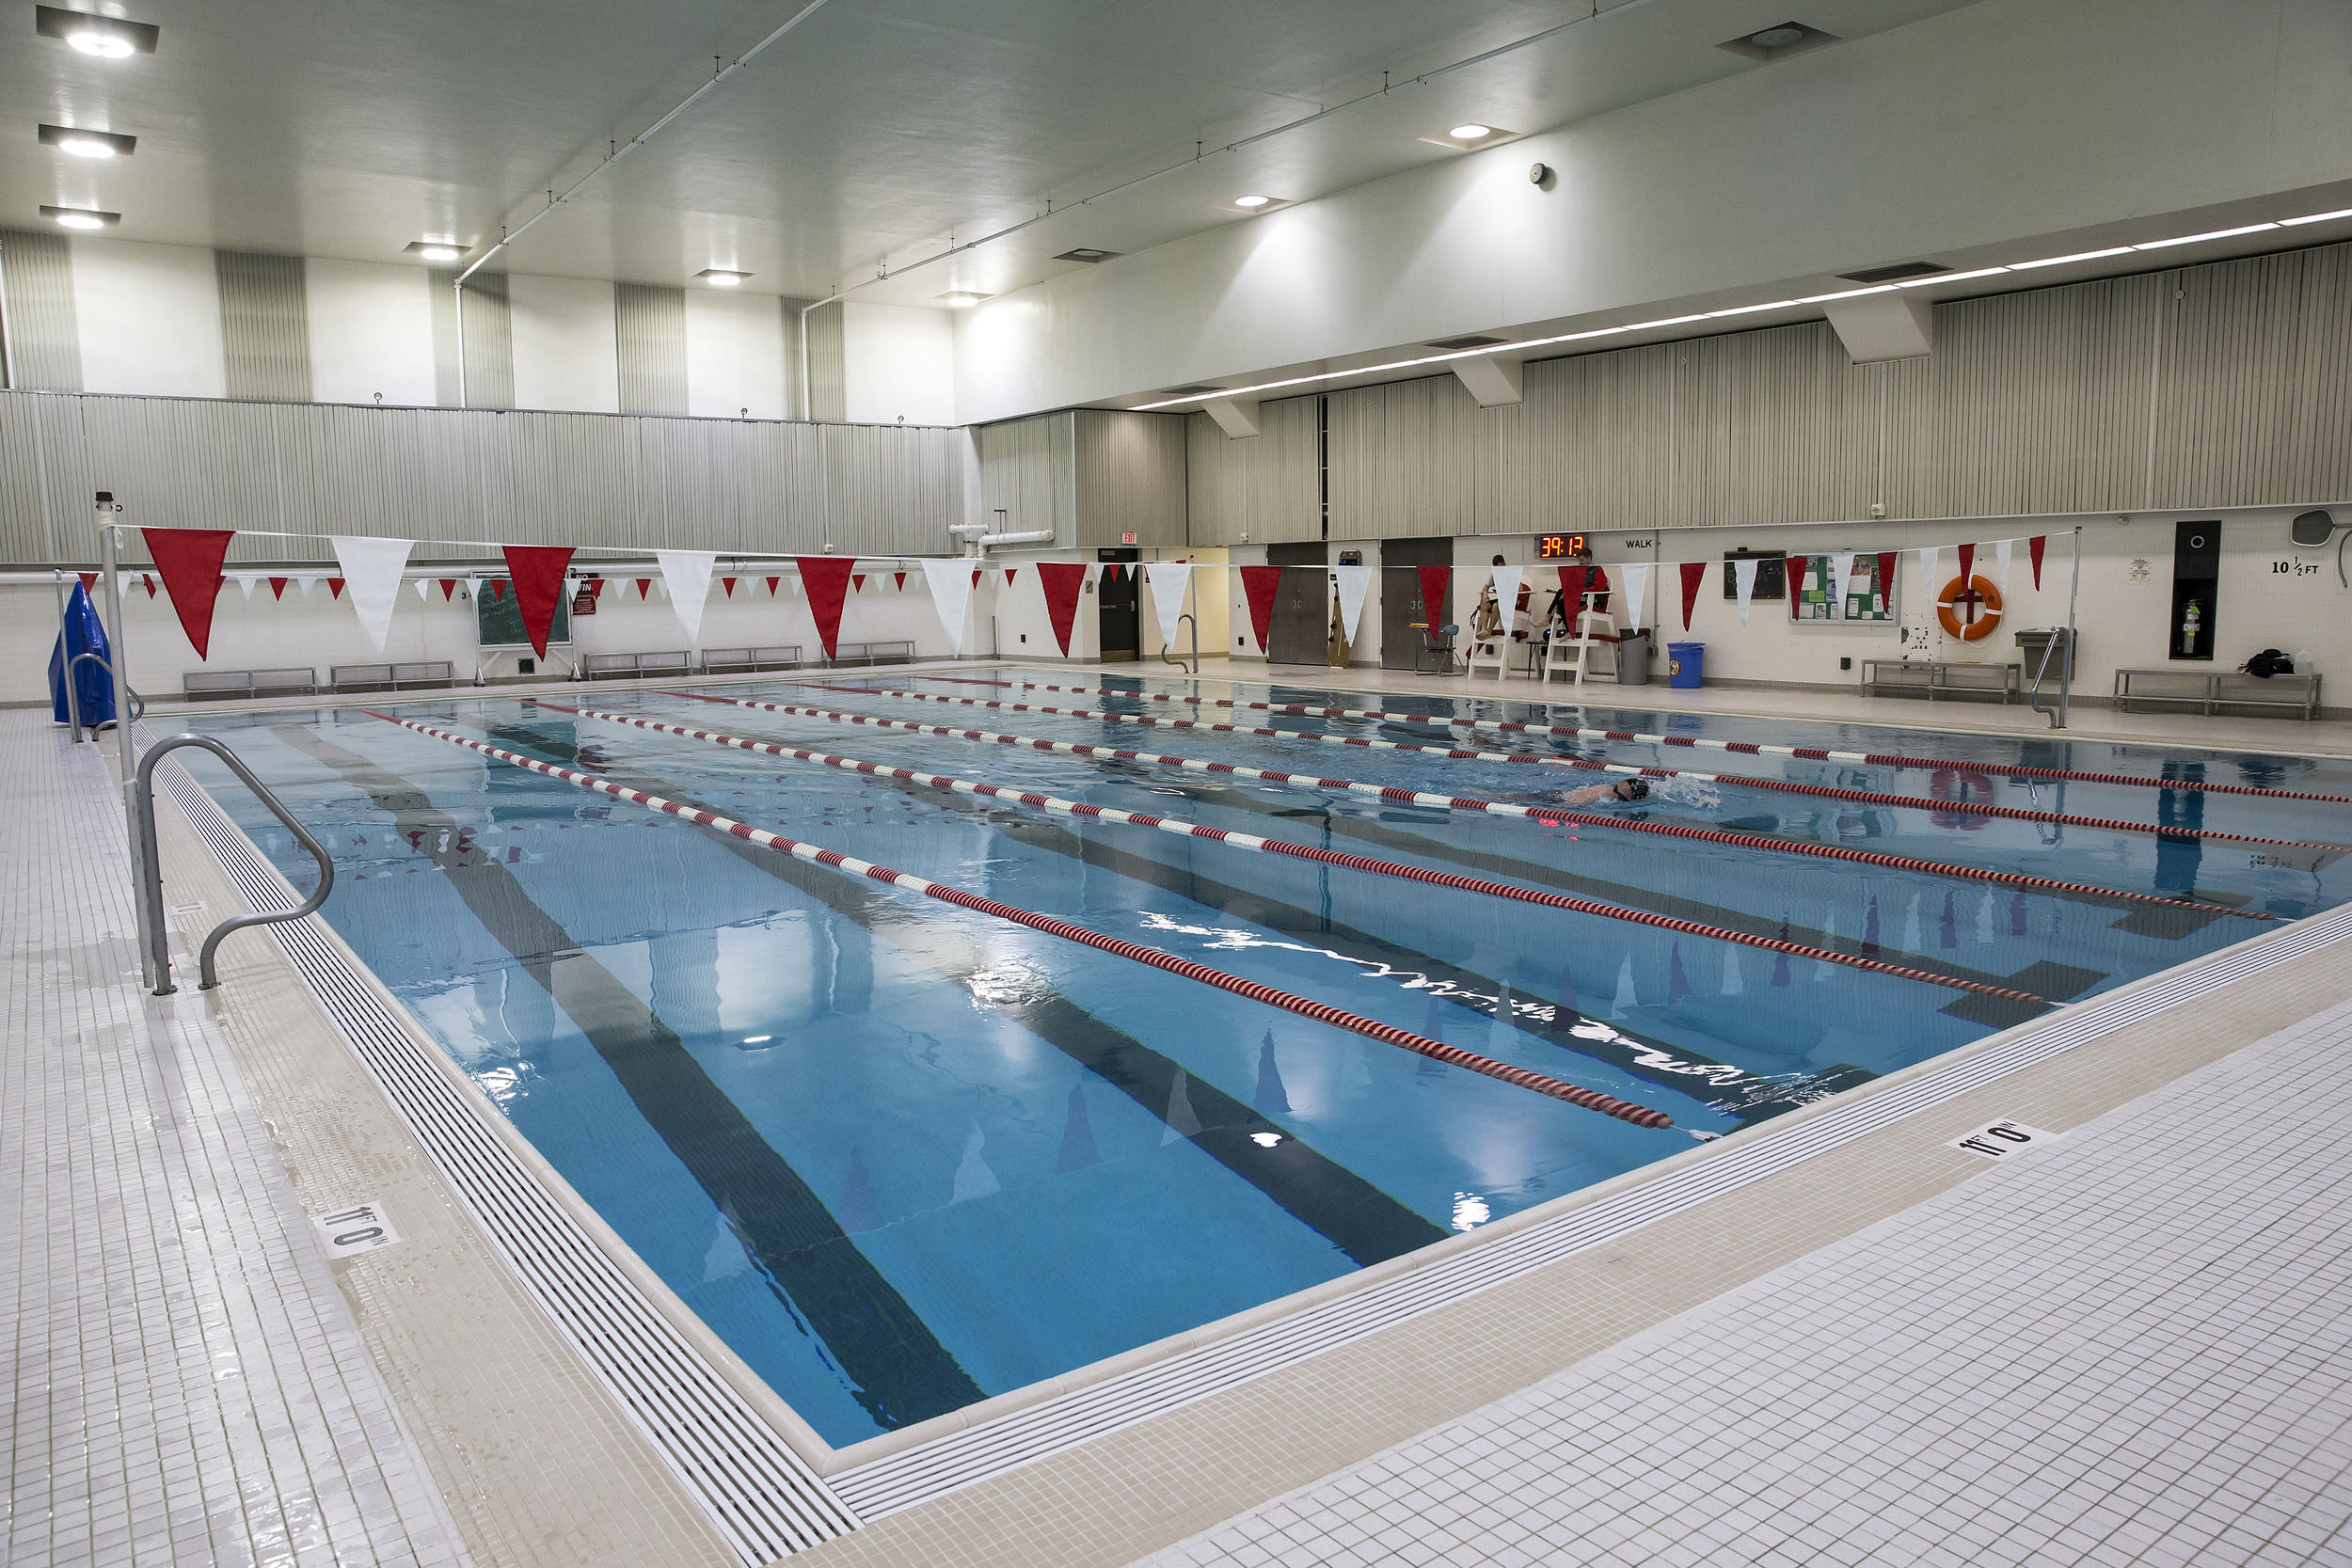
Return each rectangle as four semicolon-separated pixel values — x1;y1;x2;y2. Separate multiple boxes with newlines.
48;581;118;726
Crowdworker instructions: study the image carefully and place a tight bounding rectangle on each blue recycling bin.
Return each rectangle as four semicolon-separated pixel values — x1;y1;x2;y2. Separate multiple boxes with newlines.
1666;641;1705;689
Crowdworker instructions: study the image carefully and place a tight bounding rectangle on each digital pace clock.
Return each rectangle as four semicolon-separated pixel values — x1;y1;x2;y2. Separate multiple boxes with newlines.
1534;533;1589;560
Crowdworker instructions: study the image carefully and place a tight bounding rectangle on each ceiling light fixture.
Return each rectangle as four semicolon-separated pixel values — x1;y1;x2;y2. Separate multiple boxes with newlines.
39;123;135;158
1054;247;1120;263
405;240;465;261
43;204;118;230
36;6;159;56
1450;123;1491;140
697;268;751;286
1750;26;1806;48
1232;194;1272;209
2282;207;2352;227
2005;246;2134;270
1421;124;1517;150
937;291;992;307
2132;223;2279;250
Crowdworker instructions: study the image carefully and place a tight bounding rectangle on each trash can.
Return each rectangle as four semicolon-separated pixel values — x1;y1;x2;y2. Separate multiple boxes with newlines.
1667;641;1705;689
1616;628;1653;686
2012;627;2074;683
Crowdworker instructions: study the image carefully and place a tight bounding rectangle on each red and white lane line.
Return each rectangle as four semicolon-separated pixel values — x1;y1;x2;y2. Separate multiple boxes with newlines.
543;701;2050;1006
744;680;2352;854
362;709;1673;1127
895;673;2352;805
656;689;2264;922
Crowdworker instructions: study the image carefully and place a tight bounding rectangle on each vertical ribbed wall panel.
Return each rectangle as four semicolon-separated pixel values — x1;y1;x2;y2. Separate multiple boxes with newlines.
976;413;1074;543
779;296;817;424
435;272;514;409
0;390;963;561
614;283;690;417
0;229;83;391
804;301;846;422
1184;397;1320;546
1073;410;1187;546
1523;342;1676;531
1328;376;1499;539
2156;245;2352;507
215;251;311;402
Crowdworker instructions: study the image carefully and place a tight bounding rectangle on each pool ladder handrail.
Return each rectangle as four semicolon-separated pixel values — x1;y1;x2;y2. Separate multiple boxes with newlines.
133;735;334;994
61;650;145;741
2026;629;2069;729
1159;611;1199;675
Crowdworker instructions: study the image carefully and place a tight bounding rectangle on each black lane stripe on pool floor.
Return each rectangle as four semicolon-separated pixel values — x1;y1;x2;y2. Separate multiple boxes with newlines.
270;723;990;1431
486;720;1450;1268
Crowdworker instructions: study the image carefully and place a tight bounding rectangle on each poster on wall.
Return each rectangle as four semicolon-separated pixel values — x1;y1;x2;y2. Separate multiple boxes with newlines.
1788;552;1895;622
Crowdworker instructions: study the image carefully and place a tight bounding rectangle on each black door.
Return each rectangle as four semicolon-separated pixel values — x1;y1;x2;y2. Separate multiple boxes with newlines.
1096;547;1140;662
1264;543;1329;666
1380;536;1454;670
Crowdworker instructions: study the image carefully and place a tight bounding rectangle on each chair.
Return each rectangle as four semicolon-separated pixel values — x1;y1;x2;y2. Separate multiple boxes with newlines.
1414;623;1460;674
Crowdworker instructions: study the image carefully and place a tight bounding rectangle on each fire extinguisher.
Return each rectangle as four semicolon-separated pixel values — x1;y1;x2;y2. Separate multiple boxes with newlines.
2179;598;2201;656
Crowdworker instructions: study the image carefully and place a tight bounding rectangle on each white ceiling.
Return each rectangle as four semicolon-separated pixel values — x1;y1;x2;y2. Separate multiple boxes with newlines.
8;0;1985;308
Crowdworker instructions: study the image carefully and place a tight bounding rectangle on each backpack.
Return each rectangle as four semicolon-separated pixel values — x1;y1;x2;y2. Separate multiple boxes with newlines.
2239;648;2294;678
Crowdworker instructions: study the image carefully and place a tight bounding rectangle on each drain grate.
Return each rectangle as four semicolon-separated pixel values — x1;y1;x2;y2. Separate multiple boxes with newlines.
827;898;2352;1517
157;756;858;1562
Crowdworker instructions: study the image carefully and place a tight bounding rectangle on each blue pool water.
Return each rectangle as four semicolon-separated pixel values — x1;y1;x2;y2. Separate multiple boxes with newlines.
183;670;2352;1447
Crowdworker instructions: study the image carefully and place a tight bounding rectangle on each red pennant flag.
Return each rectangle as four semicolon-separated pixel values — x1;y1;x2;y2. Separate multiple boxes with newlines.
854;573;869;594
971;569;982;588
501;546;576;657
1956;543;1976;584
1240;564;1284;650
438;578;458;601
2028;536;2046;590
327;578;345;599
1037;562;1089;656
1678;562;1706;630
1876;551;1898;609
1415;565;1451;629
1004;568;1018;587
1560;563;1589;612
894;571;906;592
796;556;857;659
492;579;507;600
140;528;234;658
142;574;157;597
588;578;606;599
766;576;781;595
78;571;98;594
635;577;652;599
722;576;737;598
269;576;289;600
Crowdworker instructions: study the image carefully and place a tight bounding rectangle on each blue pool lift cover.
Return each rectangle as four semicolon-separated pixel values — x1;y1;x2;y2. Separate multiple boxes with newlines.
49;581;118;726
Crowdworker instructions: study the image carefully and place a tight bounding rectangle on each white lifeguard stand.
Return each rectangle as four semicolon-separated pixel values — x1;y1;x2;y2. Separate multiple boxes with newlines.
1544;594;1618;686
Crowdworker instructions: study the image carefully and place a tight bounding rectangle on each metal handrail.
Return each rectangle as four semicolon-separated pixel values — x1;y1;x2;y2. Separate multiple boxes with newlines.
63;651;144;741
133;735;334;994
1160;612;1199;674
2026;635;2064;729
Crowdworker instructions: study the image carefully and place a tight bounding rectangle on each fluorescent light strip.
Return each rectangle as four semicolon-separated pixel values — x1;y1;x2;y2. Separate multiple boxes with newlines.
1134;214;2320;410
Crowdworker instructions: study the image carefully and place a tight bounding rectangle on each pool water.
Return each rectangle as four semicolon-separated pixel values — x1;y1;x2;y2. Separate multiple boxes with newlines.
183;670;2352;1447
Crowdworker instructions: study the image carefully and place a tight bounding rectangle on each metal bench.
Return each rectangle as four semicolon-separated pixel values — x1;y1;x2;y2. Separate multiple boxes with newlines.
827;640;915;668
183;667;319;700
580;651;693;680
330;660;456;692
1860;657;2020;704
2114;668;2321;720
702;645;805;673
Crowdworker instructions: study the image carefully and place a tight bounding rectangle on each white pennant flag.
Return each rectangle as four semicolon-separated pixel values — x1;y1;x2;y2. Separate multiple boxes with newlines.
412;578;431;602
919;558;977;656
1994;538;2014;594
656;549;717;644
1829;552;1856;616
1619;563;1650;630
331;536;414;653
1915;545;1942;602
1146;562;1194;649
1488;565;1524;632
1331;565;1375;644
235;574;259;600
464;577;484;605
1732;556;1759;624
295;575;316;599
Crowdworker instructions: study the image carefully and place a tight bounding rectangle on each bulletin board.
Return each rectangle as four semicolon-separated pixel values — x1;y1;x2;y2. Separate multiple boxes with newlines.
475;579;573;649
1788;552;1896;624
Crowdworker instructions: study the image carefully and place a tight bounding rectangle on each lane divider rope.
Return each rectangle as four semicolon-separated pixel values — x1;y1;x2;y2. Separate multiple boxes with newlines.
902;673;2352;805
752;680;2352;854
657;690;2258;923
363;709;1674;1127
543;701;2048;1005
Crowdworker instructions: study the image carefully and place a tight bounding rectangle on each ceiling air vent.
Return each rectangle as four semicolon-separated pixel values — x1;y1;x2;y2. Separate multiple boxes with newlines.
1836;261;1951;285
1717;22;1839;61
1156;386;1226;398
1055;247;1121;263
1425;335;1506;351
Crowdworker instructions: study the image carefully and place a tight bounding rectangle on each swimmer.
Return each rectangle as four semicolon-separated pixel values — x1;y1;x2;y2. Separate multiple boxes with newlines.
1559;777;1652;806
1549;775;1725;811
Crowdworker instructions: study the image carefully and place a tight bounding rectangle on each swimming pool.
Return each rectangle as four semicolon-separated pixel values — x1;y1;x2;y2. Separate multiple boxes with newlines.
181;669;2352;1449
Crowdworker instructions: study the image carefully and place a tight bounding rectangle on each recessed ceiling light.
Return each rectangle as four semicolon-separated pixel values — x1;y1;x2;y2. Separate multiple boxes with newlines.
1450;123;1491;140
697;268;751;286
936;291;992;307
42;204;118;230
404;240;465;261
39;123;135;158
1751;26;1806;48
1232;194;1272;209
36;7;159;56
1054;247;1120;263
1419;124;1518;150
1716;21;1837;61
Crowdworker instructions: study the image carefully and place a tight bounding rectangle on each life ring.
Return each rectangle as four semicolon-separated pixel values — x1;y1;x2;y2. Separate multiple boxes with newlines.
1935;574;2003;641
1928;767;1994;830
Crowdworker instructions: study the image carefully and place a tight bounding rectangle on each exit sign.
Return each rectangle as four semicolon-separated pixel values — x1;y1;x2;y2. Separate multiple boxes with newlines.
1121;532;1137;544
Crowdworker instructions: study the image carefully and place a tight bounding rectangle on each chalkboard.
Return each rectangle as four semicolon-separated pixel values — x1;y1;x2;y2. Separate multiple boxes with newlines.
474;579;572;649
